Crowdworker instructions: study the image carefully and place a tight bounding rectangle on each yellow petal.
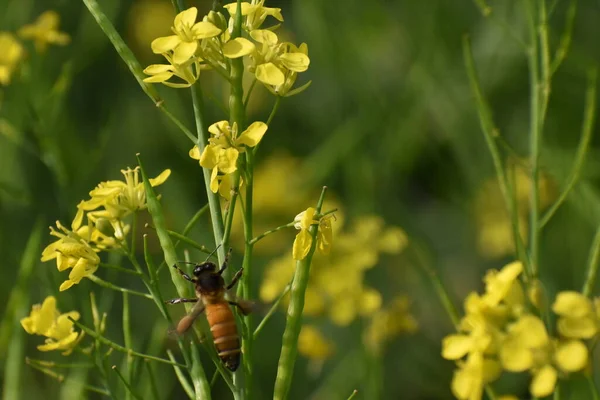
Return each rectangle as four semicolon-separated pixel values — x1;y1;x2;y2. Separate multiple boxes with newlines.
500;336;532;372
552;291;592;318
555;340;588;372
151;35;181;54
250;29;278;45
292;229;312;260
510;314;548;348
557;316;598;339
530;365;557;398
189;145;201;160
223;37;255;58
218;148;239;174
199;145;220;169
149;169;171;186
173;41;198;64
208;120;230;137
143;72;174;83
317;217;333;255
223;2;254;16
59;280;75;291
174;7;198;28
442;334;472;360
359;288;382;314
280;52;310;72
191;21;221;39
236;121;268;147
256;62;285;86
209;167;219;193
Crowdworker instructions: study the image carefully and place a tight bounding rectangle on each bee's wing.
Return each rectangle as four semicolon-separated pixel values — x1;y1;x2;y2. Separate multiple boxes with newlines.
226;292;256;316
175;301;206;335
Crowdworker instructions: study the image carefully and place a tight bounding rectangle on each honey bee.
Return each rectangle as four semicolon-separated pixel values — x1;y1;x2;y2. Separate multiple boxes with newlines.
165;248;251;371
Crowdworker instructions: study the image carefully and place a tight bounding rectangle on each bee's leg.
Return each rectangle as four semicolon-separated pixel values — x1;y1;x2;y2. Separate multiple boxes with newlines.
228;300;253;315
218;247;233;275
226;268;244;290
165;298;198;305
171;264;196;282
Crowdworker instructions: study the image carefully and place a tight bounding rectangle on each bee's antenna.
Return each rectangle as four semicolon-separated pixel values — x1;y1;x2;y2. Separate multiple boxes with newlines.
205;244;222;262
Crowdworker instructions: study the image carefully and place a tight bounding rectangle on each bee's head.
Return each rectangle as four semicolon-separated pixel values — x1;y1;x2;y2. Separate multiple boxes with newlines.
193;262;217;277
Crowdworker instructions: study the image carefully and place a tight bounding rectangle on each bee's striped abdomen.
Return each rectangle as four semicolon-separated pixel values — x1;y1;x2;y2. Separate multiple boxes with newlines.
205;302;240;371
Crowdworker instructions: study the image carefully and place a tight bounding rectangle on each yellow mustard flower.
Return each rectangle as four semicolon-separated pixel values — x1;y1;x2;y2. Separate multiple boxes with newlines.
150;7;221;64
499;314;588;398
451;352;501;400
143;53;202;88
18;11;70;52
21;296;83;355
298;325;334;361
552;291;600;339
248;29;309;88
292;207;333;260
190;120;267;197
41;220;101;291
78;167;171;221
223;1;284;32
0;32;24;86
364;296;418;354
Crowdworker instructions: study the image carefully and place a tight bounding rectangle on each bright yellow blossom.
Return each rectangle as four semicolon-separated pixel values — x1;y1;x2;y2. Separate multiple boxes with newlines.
18;11;70;52
190;120;267;197
552;291;600;339
78;167;171;221
41;220;101;291
143;52;202;88
292;207;333;260
20;296;83;354
223;1;284;32
451;352;501;400
0;33;24;86
150;7;221;64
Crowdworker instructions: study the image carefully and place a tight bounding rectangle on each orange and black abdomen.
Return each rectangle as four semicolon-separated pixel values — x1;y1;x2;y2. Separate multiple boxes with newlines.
206;302;240;371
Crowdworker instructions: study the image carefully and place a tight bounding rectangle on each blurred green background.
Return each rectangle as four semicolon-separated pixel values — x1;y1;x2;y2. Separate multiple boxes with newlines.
2;0;600;399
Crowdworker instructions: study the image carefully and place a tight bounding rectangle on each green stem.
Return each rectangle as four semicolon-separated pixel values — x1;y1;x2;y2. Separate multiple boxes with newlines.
249;222;294;245
462;35;531;278
540;68;597;227
166;351;195;400
145;362;161;400
112;365;143;400
253;282;292;339
583;224;600;297
70;318;186;368
164;229;215;255
347;390;359;400
190;341;212;400
122;292;134;400
273;187;328;400
100;262;142;276
25;360;110;396
88;275;152;300
549;0;577;75
588;374;600;400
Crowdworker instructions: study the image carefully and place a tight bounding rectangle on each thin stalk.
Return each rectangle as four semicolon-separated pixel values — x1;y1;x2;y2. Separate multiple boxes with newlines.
550;0;577;76
273;187;328;400
122;292;134;400
462;35;531;277
541;68;597;227
144;363;161;400
583;224;600;297
253;282;292;339
88;275;152;299
25;361;110;396
165;229;214;254
588;374;600;400
190;341;212;400
100;262;142;276
25;359;94;369
243;78;257;108
167;351;195;400
347;390;359;400
112;365;143;400
70;318;186;368
249;222;294;245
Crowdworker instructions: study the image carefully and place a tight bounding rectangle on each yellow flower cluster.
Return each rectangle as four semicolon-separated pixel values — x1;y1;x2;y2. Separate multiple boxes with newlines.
143;3;310;96
442;262;590;400
0;11;69;86
261;215;409;326
363;295;418;354
189;120;267;199
41;167;170;290
20;296;83;355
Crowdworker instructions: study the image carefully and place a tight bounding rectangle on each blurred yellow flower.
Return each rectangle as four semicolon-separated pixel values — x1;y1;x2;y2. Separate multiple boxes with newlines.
451;352;500;400
0;32;24;86
41;220;100;291
150;7;221;64
364;296;418;353
18;11;70;52
20;296;83;355
292;207;333;260
298;325;334;361
261;215;408;326
552;291;600;339
474;164;554;259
